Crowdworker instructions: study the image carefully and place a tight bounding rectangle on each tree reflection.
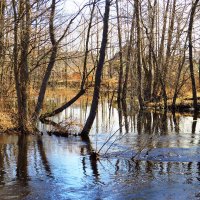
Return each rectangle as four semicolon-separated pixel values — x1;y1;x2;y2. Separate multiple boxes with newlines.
137;111;143;135
122;99;129;133
118;106;123;133
16;134;52;184
37;136;52;176
0;145;5;185
192;111;198;134
80;137;100;182
161;110;167;134
172;111;180;133
16;134;28;185
190;111;198;144
143;112;152;135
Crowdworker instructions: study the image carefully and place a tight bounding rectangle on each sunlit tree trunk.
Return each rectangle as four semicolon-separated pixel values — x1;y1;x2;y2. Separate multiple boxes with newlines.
134;0;144;109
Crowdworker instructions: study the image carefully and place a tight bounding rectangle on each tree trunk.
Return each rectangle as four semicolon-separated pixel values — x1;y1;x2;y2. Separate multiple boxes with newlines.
122;12;135;102
143;0;156;101
188;0;199;111
172;43;187;110
199;58;200;88
81;0;110;137
12;0;30;133
40;0;97;120
0;0;5;95
116;0;123;110
134;0;144;109
33;0;57;121
19;0;30;129
40;89;85;119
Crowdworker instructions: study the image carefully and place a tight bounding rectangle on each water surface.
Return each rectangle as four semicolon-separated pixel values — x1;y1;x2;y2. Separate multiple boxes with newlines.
0;97;200;199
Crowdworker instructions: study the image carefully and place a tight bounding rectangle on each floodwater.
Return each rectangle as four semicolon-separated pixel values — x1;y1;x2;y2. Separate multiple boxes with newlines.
1;96;200;199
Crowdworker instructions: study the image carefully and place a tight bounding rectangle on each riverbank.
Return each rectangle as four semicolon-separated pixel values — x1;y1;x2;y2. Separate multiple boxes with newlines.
0;112;14;132
1;87;200;134
144;98;200;112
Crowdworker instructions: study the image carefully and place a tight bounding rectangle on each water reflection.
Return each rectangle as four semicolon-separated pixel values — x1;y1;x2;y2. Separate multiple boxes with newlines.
16;135;28;184
1;98;200;199
37;136;52;176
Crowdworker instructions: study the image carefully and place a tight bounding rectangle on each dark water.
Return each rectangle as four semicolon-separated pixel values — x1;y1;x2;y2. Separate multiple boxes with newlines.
1;97;200;199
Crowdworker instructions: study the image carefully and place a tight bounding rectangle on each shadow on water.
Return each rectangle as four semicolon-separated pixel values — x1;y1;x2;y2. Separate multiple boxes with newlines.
1;97;200;199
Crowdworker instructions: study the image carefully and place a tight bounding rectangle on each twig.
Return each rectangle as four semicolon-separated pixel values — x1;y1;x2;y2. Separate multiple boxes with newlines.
98;125;123;154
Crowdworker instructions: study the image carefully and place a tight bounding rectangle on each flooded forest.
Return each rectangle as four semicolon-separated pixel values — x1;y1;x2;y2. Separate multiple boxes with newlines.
0;0;200;199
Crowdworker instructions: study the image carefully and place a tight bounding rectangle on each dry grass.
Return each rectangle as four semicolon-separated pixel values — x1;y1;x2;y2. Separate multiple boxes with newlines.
0;112;15;132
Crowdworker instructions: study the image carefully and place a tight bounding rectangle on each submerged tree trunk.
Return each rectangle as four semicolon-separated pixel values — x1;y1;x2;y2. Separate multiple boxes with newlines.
19;0;30;130
81;0;110;137
143;0;156;101
122;12;135;102
188;0;199;111
12;0;30;133
158;0;169;109
116;0;123;111
172;37;187;110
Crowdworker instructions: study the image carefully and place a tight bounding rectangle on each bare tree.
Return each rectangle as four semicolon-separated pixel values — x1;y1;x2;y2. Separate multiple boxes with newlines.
40;0;97;120
134;0;144;109
188;0;199;111
81;0;111;137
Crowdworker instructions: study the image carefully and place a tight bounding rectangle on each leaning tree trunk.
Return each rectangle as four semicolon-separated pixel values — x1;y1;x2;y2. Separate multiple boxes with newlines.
40;0;97;120
32;0;57;122
188;0;199;111
32;0;84;123
81;0;110;137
